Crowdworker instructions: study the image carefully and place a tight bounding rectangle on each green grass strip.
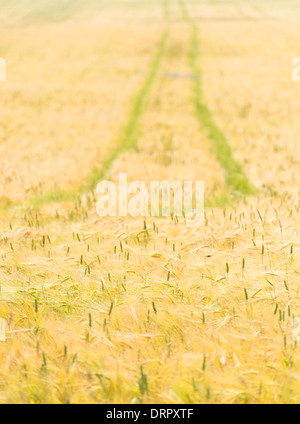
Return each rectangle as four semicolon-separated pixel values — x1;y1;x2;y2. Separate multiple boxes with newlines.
85;28;169;193
180;0;254;198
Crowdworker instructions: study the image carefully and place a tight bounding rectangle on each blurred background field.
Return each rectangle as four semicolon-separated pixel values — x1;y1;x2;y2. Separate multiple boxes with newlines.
1;0;300;404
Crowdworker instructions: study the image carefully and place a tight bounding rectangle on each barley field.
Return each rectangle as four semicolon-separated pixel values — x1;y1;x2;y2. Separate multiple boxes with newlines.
0;0;300;404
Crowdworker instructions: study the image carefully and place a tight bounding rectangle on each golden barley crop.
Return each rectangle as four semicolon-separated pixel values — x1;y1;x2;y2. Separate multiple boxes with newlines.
0;0;300;404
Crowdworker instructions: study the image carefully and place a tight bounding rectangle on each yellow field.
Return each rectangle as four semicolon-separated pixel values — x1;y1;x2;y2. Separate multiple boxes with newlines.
0;0;300;404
